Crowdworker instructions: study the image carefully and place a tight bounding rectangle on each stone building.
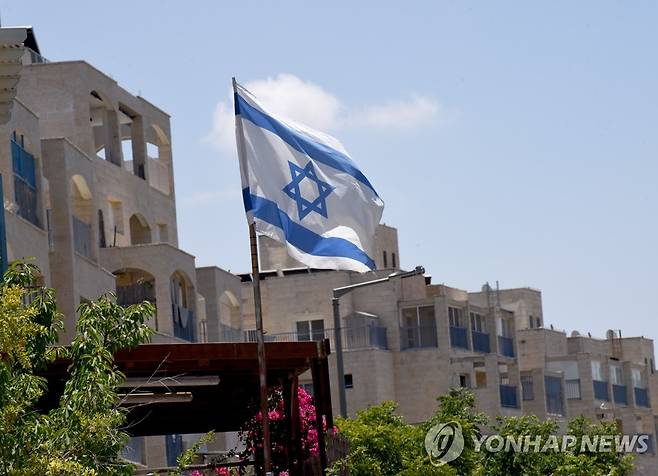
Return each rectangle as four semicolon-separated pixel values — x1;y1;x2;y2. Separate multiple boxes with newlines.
4;28;244;469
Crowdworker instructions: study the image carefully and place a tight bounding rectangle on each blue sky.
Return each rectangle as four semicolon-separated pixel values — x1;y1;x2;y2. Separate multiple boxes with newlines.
9;2;658;341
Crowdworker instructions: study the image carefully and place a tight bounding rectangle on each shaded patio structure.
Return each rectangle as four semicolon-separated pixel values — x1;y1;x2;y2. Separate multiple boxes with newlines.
41;341;334;475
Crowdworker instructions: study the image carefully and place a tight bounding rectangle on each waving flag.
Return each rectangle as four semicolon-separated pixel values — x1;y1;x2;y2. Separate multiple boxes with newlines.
233;80;384;272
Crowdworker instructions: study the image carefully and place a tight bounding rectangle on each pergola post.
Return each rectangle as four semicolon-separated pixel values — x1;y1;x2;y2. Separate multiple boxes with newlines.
312;358;328;471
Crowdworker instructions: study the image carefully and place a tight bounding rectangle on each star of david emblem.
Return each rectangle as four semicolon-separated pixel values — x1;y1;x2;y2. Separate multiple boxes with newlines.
282;161;335;220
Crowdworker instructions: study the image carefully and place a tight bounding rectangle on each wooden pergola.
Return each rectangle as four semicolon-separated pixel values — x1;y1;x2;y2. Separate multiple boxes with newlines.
41;340;334;475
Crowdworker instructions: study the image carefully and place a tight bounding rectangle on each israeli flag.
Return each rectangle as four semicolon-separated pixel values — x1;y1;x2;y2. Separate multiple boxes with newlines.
233;81;384;272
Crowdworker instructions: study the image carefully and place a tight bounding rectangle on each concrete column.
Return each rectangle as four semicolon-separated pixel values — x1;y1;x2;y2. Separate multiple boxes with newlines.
104;108;123;167
130;115;148;180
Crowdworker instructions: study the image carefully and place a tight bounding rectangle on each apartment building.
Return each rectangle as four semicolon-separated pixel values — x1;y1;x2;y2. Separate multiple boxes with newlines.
4;29;246;468
241;235;524;425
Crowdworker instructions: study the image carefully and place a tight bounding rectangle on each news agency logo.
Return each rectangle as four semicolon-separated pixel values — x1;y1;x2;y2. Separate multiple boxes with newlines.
424;421;651;466
424;421;465;466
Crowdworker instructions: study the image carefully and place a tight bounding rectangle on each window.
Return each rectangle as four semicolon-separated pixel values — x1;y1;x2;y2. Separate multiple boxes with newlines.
400;305;437;349
632;368;644;388
11;131;40;227
470;312;486;333
392;252;397;268
301;382;314;396
535;317;542;328
459;374;471;388
448;307;464;327
521;375;534;400
344;374;353;389
528;315;535;328
591;361;605;381
651;359;655;375
98;209;107;248
497;318;511;337
383;251;388;268
611;365;623;385
296;319;325;341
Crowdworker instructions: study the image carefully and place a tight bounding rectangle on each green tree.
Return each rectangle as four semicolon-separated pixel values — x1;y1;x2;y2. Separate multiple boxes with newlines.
330;401;454;476
0;261;154;475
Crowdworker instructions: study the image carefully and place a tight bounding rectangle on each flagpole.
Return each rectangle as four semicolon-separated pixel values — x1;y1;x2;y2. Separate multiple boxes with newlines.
233;77;273;475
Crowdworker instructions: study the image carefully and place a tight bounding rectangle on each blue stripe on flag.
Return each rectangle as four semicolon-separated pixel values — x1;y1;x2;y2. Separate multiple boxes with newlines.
245;188;376;270
235;93;379;197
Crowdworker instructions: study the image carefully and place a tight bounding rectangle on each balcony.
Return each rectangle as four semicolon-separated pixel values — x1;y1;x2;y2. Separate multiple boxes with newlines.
172;306;195;342
72;216;92;258
472;331;490;353
613;384;628;405
593;380;609;401
449;326;469;350
565;379;581;400
498;335;515;357
635;387;650;408
500;384;519;408
400;325;437;350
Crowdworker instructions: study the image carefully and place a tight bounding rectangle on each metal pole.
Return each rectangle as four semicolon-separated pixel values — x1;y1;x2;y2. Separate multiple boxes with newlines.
249;223;273;475
234;77;272;475
332;296;347;418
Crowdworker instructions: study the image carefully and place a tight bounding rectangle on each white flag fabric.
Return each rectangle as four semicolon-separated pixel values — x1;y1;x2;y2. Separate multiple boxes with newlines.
233;81;384;272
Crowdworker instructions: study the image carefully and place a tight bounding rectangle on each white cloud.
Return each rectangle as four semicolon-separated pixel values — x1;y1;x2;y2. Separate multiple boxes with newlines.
204;73;448;152
346;94;442;129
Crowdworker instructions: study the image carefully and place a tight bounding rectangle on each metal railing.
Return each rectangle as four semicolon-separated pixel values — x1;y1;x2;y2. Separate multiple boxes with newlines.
565;379;581;400
449;326;469;349
400;325;438;350
500;384;519;408
498;335;515;357
635;387;650;408
14;177;40;227
242;326;388;351
593;380;609;401
72;216;92;258
121;437;145;465
613;384;628;405
172;306;195;342
472;331;491;353
116;283;155;307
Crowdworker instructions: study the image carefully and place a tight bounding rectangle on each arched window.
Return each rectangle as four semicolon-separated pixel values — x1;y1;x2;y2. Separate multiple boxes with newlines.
171;271;194;342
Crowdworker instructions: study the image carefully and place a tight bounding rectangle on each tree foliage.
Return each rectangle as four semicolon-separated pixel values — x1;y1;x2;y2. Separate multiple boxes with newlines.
333;387;636;476
0;262;155;475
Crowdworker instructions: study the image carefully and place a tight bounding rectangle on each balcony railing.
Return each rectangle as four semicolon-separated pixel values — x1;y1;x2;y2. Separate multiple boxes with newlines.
172;306;195;342
14;177;40;227
500;384;519;408
121;436;145;465
565;379;581;400
613;384;628;405
400;325;437;350
242;326;389;351
593;380;609;401
472;331;490;353
449;326;469;349
498;335;515;357
116;283;155;307
635;387;650;408
72;216;92;258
